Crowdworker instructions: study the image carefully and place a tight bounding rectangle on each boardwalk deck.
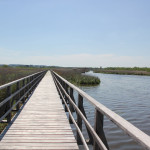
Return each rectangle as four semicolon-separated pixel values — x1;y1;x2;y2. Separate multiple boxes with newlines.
0;71;79;150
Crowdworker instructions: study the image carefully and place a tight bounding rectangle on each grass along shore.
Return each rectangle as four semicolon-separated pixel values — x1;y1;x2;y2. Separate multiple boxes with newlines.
0;66;47;86
54;68;100;86
0;67;100;133
94;67;150;76
0;66;47;103
0;66;47;133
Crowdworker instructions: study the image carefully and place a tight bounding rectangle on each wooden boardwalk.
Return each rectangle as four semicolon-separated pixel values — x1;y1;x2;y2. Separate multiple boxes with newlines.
0;71;79;150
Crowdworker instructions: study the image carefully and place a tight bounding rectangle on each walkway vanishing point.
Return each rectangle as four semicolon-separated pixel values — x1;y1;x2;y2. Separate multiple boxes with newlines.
0;71;78;150
0;70;150;150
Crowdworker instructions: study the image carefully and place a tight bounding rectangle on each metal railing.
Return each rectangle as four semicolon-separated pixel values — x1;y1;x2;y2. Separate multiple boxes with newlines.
0;70;47;123
51;71;150;150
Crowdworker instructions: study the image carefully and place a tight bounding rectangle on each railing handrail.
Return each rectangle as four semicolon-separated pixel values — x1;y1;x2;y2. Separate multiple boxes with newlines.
52;71;150;150
0;73;44;122
0;70;47;124
52;73;107;150
0;70;46;90
0;72;44;108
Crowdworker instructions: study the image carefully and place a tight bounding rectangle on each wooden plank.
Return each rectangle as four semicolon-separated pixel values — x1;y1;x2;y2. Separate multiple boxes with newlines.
0;143;78;146
0;71;78;150
1;139;77;143
1;134;75;138
1;136;75;140
0;146;78;150
54;71;150;150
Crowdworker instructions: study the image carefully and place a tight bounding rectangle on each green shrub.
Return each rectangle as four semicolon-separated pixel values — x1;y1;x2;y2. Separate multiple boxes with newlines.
54;69;100;86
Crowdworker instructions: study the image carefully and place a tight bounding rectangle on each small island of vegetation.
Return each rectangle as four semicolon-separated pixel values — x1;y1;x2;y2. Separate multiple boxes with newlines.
53;68;100;86
0;66;100;133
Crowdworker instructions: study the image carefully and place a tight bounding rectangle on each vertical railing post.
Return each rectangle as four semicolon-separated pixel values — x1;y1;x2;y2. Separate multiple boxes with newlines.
34;74;38;89
55;76;62;100
29;76;32;93
70;87;76;112
64;83;68;112
32;75;35;89
58;78;63;101
69;87;74;124
31;76;33;92
16;81;20;111
64;83;68;103
76;94;83;145
6;86;11;123
93;109;109;150
55;77;61;99
30;76;32;93
62;81;65;104
60;80;65;103
77;93;93;145
27;78;30;97
22;79;25;103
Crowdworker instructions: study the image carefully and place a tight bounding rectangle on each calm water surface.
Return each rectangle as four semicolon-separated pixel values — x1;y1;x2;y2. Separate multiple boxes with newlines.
75;72;150;150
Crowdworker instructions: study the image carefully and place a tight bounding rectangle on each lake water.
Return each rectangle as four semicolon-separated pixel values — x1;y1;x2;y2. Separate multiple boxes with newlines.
73;72;150;150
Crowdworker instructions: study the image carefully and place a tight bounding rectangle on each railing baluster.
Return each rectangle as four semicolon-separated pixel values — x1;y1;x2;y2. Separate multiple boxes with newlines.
94;109;109;150
70;87;76;112
0;71;46;123
22;79;25;103
64;83;68;112
46;71;150;150
69;87;76;124
69;87;73;124
16;82;20;111
59;81;64;101
78;94;93;145
6;86;11;123
61;81;65;104
27;78;30;97
29;77;31;95
30;77;33;94
77;94;83;145
33;75;36;89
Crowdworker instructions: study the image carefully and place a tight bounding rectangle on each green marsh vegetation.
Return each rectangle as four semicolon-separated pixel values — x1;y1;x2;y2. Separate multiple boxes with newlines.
94;67;150;76
0;66;47;103
0;66;47;86
54;68;100;86
0;66;47;133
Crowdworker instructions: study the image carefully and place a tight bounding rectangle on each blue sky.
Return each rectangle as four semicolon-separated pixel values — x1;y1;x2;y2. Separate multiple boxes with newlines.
0;0;150;67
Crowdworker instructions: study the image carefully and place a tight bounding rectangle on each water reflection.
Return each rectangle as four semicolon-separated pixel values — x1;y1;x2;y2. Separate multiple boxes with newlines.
75;72;150;150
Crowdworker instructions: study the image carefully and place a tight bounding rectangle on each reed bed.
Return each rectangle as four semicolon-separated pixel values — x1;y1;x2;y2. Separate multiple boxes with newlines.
54;68;100;85
94;67;150;76
0;67;45;86
0;66;46;133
